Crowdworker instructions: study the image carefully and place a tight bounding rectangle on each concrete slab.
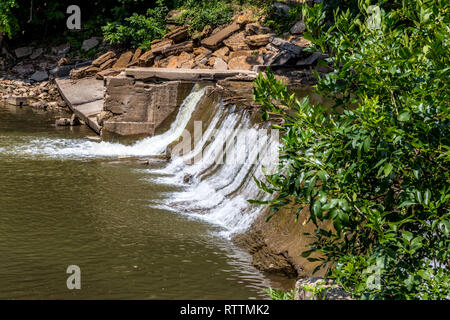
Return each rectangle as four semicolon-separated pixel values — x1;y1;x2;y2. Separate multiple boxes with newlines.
72;100;103;134
75;100;103;118
55;77;104;105
125;68;256;82
55;77;104;134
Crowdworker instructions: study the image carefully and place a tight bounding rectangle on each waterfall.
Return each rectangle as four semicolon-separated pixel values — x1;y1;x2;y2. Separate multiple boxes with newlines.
3;85;206;158
148;103;279;238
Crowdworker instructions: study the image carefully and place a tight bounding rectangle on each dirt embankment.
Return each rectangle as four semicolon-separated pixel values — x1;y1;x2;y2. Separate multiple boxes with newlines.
233;206;329;279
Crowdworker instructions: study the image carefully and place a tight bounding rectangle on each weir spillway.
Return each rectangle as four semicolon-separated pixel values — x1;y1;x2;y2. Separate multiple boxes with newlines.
52;75;280;237
55;68;257;137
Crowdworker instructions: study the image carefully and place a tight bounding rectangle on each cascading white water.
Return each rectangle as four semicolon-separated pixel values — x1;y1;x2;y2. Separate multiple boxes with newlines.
2;85;206;158
147;103;280;238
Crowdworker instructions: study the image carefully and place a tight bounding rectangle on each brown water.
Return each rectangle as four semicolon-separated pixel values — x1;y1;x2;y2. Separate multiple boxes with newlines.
0;103;294;299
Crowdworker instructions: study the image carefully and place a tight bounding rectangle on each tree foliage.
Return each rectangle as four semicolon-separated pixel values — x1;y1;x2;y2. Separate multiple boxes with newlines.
102;0;169;49
0;0;19;38
253;0;449;299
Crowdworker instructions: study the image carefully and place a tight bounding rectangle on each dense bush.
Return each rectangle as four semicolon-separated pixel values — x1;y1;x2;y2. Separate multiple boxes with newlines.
177;0;234;34
102;0;169;49
0;0;19;38
254;0;449;299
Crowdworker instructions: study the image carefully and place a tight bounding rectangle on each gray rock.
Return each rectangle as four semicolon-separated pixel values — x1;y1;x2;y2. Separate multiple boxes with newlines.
2;47;14;59
268;50;296;65
49;60;93;78
296;52;325;66
30;71;49;82
15;47;34;58
270;37;304;56
81;38;99;52
55;118;71;126
245;23;272;36
52;43;71;56
38;61;55;71
273;2;290;15
75;60;93;69
290;20;306;35
50;65;74;78
31;101;47;109
30;48;44;59
12;63;35;76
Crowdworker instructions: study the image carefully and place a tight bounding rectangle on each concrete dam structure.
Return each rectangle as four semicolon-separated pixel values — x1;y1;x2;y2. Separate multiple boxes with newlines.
53;69;320;278
56;68;257;137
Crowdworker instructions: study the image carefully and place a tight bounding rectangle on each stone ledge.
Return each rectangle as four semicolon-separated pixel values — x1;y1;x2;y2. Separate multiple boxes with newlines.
125;67;256;82
102;121;155;136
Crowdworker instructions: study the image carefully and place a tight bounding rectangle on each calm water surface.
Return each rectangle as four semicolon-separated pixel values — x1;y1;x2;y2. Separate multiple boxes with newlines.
0;103;293;299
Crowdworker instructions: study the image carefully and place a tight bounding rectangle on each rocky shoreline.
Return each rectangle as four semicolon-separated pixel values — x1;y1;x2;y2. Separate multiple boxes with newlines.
1;4;328;115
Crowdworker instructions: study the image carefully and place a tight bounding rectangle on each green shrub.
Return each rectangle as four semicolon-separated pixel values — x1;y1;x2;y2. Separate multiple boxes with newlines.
263;3;303;35
0;0;19;38
266;287;296;300
253;0;449;300
102;0;169;49
178;0;234;33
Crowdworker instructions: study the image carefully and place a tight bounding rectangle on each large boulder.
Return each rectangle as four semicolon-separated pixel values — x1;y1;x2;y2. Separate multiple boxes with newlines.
201;23;241;49
245;22;272;36
166;51;194;68
92;51;116;67
30;48;44;60
96;68;123;80
138;51;155;67
269;36;304;56
81;38;99;52
30;71;49;82
245;34;274;47
12;63;35;76
273;2;291;16
151;39;174;54
290;20;306;35
213;58;228;70
14;47;33;59
70;65;100;79
128;48;143;67
163;26;189;43
100;58;117;70
212;46;230;62
112;51;133;69
228;54;263;71
223;31;250;51
161;41;194;57
52;43;70;56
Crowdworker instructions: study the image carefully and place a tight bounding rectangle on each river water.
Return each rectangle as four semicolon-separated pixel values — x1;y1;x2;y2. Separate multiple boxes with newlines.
0;92;293;299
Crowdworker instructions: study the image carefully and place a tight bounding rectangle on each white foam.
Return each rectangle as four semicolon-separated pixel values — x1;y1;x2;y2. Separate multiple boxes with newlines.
2;85;206;159
149;105;280;238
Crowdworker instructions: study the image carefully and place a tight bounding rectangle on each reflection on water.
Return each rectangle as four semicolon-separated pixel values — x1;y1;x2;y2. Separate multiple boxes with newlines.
0;103;294;299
